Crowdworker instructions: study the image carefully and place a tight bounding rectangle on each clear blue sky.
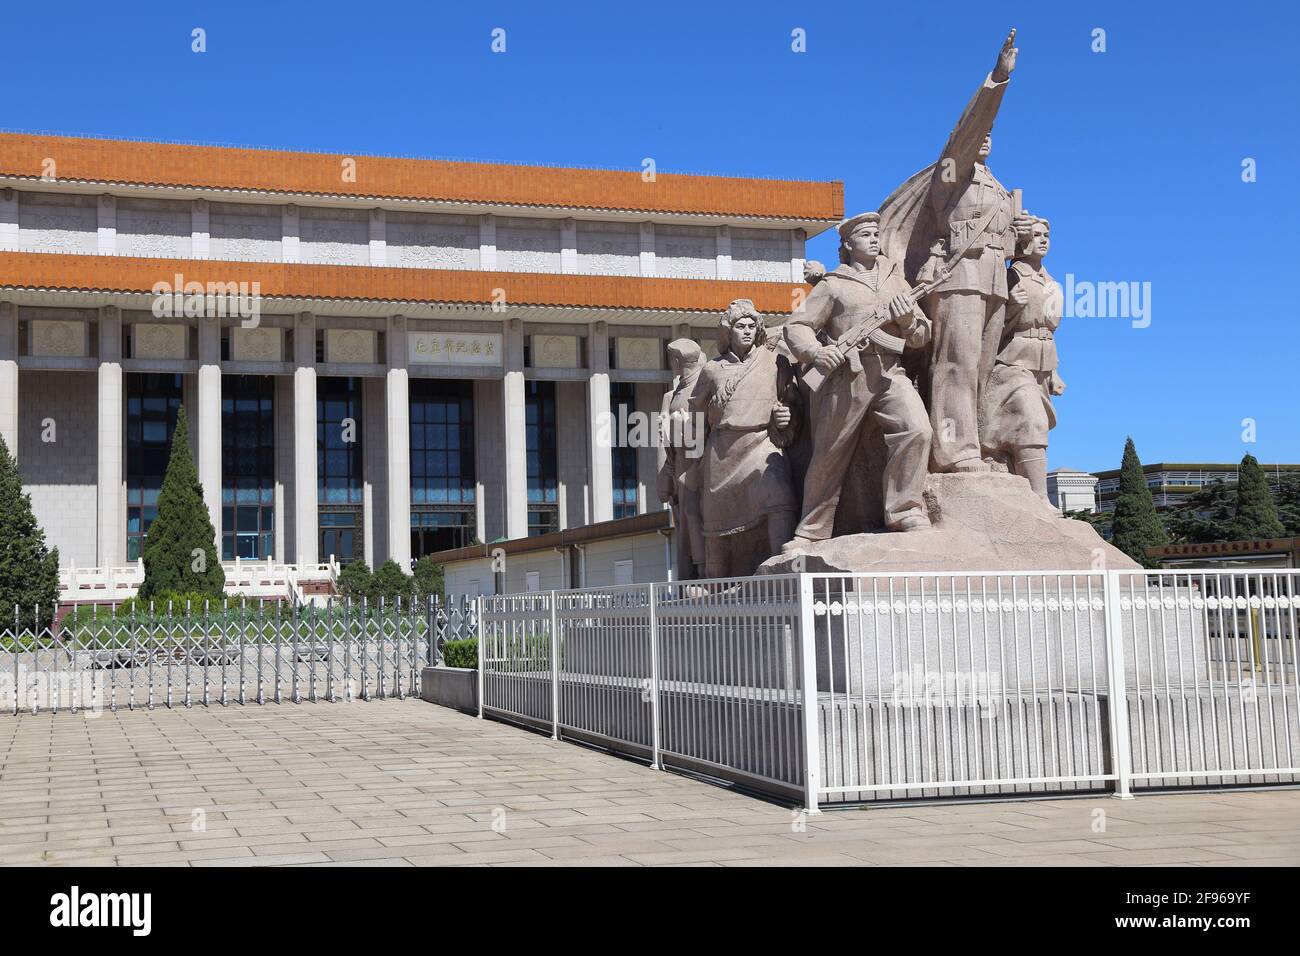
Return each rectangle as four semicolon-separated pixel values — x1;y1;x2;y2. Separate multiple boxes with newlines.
7;0;1297;473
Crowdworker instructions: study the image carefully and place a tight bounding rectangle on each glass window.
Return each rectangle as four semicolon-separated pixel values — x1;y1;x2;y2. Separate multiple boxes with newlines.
221;375;275;560
125;373;183;560
410;379;475;505
525;381;558;506
316;377;363;505
411;510;474;557
610;381;639;519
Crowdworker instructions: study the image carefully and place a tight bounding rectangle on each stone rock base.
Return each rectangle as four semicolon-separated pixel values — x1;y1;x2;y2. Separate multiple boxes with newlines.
759;471;1139;574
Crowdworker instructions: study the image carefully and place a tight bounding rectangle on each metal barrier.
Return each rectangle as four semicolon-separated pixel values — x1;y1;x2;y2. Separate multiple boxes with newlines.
477;570;1300;812
1;596;477;715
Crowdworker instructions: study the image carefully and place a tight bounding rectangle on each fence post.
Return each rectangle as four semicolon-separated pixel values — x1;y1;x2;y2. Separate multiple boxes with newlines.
1102;570;1134;800
797;574;821;814
476;594;485;719
549;590;560;740
648;583;661;770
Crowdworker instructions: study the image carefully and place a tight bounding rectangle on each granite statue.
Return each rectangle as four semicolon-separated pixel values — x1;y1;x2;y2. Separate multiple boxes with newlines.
877;28;1035;474
689;299;801;577
657;338;708;579
980;216;1063;500
782;212;933;547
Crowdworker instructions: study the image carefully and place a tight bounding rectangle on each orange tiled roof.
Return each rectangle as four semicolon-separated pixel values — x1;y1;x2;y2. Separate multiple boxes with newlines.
0;133;844;222
0;252;809;314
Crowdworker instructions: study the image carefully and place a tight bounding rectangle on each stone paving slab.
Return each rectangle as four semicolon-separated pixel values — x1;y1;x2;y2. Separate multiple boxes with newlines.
1;700;1298;867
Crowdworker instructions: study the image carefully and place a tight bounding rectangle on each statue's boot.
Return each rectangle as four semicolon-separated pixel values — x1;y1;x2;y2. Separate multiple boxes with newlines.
780;535;816;555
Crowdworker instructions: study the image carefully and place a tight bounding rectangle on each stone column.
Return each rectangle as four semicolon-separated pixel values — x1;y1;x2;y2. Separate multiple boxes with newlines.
192;199;210;260
97;194;116;256
502;318;528;539
479;215;498;271
385;315;411;569
369;208;386;266
282;205;300;263
197;315;222;547
638;222;656;276
560;218;578;274
97;307;124;567
0;302;17;457
293;312;318;565
716;225;732;280
0;189;18;251
587;321;614;524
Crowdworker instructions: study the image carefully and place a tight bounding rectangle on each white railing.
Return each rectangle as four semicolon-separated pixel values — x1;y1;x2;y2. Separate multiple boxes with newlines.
58;559;340;605
476;569;1300;812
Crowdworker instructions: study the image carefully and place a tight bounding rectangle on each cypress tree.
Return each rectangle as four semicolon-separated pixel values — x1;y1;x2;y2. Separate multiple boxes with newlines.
1230;453;1285;541
0;435;60;627
139;406;224;600
1110;437;1167;567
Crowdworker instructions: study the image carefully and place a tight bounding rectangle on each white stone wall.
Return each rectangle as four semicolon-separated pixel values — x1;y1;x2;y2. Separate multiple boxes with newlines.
115;197;192;259
299;207;368;266
654;224;716;279
18;192;97;254
731;227;792;282
209;201;282;261
575;220;639;276
8;189;805;281
387;211;480;270
503;550;566;593
496;216;561;273
18;370;99;567
445;559;492;599
582;534;668;586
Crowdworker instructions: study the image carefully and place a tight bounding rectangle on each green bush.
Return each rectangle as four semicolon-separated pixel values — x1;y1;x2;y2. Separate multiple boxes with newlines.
412;556;444;603
370;560;414;605
337;561;373;600
442;638;478;669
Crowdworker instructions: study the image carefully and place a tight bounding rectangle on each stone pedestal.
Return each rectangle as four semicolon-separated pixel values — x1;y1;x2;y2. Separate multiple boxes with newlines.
761;471;1139;574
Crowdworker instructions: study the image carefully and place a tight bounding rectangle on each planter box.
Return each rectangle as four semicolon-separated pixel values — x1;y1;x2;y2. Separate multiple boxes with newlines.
421;665;478;714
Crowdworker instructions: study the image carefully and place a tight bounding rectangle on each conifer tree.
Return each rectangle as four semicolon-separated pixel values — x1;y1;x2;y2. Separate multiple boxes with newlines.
0;435;59;627
1230;453;1286;541
139;406;224;600
1110;437;1167;567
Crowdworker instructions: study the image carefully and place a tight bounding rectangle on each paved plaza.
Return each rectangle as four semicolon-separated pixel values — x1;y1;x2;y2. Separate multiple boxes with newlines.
1;700;1298;867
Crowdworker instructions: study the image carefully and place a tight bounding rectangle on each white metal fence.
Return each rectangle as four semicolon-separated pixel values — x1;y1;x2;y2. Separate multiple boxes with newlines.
1;596;477;716
477;570;1300;811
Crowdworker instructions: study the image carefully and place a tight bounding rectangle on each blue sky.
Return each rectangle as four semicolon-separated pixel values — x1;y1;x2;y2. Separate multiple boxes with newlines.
7;0;1297;472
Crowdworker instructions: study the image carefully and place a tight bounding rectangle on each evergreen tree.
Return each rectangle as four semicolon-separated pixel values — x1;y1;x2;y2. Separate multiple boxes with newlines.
1274;474;1300;536
139;406;224;600
1230;453;1286;541
1162;479;1235;544
1110;437;1167;567
337;561;373;601
0;435;60;627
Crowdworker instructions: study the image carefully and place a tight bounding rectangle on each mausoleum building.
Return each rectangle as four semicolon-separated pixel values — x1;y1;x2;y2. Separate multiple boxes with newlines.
0;132;841;591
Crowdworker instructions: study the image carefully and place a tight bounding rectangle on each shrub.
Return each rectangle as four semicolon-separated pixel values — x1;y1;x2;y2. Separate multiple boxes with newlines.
442;638;478;669
337;561;373;600
412;556;445;604
370;560;414;606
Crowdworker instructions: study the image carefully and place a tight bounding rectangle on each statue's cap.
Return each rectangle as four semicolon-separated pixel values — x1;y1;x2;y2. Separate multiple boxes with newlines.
838;211;881;240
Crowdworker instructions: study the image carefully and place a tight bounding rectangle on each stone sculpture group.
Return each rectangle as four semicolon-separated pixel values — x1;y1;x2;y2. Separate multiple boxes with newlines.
658;30;1124;578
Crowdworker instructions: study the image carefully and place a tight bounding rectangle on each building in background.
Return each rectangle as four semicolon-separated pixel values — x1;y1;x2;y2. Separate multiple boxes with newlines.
0;132;840;594
1092;462;1300;514
1046;468;1099;513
